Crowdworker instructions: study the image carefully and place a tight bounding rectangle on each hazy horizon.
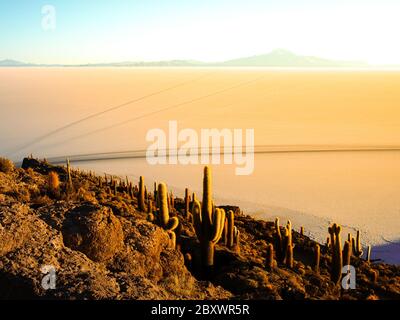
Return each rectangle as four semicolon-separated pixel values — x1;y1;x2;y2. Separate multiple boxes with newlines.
1;1;400;65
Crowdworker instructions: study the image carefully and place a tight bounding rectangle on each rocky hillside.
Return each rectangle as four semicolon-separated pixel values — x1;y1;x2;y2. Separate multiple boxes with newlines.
0;157;399;300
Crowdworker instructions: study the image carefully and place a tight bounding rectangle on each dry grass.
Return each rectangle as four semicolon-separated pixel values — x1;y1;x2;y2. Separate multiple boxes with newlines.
47;171;60;192
0;157;14;173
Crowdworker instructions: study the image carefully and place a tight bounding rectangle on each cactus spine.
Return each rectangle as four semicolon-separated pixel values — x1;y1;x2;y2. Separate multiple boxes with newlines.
138;176;146;212
193;166;225;267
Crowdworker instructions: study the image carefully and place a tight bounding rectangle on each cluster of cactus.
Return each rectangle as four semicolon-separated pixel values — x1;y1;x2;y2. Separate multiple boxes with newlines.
328;223;343;284
192;166;226;267
274;218;294;268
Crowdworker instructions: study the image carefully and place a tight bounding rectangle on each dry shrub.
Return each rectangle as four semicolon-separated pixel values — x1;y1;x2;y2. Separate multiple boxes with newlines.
0;157;14;173
47;171;60;192
31;194;52;206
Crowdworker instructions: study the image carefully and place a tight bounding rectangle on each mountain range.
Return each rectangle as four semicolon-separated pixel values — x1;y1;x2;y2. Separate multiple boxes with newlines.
0;49;391;68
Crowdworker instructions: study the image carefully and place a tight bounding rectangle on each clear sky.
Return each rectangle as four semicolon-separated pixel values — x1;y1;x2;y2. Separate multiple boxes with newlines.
1;0;400;64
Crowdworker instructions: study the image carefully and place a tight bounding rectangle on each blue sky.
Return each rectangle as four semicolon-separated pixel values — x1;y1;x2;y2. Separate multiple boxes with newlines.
1;0;400;64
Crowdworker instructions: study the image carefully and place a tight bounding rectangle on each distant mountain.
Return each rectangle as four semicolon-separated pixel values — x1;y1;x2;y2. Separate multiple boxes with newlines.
0;50;379;68
0;59;33;67
220;49;369;67
80;60;205;67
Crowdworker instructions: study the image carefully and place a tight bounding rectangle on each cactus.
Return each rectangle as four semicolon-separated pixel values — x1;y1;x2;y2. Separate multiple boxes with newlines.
329;223;343;284
300;226;304;236
233;226;240;253
220;217;228;245
138;176;146;212
366;245;371;262
147;200;153;214
284;220;293;264
353;230;363;258
192;166;225;268
227;210;235;249
326;237;331;250
169;191;175;211
285;227;294;268
191;192;197;213
157;183;179;232
343;240;351;268
314;243;320;274
184;188;190;218
274;218;293;266
167;230;176;249
98;176;103;188
66;158;73;192
113;180;117;195
274;218;283;263
266;243;274;270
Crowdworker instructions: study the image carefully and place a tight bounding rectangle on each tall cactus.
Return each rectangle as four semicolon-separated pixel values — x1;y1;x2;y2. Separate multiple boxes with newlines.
266;243;274;270
138;176;146;212
366;245;372;262
233;226;240;253
157;183;179;232
227;210;235;249
274;218;283;263
153;182;158;203
193;166;225;267
353;230;363;258
329;223;343;284
220;217;228;245
285;226;294;268
343;240;351;268
184;188;190;218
